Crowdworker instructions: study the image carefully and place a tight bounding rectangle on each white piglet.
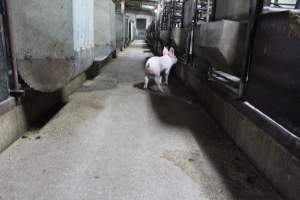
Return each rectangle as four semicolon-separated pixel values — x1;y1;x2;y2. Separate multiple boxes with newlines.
144;47;178;92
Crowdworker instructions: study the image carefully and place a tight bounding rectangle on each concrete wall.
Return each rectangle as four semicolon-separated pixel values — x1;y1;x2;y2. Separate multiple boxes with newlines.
174;63;300;200
10;0;94;92
94;0;116;59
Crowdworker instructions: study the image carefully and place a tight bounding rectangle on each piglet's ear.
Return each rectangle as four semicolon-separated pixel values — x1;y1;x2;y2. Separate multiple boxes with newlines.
163;47;169;56
169;47;175;56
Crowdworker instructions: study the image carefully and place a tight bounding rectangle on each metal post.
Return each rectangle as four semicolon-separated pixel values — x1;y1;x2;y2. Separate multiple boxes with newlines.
238;0;264;98
3;0;20;95
211;0;217;21
206;0;211;22
181;0;185;28
193;0;199;25
296;0;300;9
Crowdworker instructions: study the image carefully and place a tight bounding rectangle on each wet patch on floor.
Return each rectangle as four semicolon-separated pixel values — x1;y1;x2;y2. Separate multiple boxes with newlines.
78;75;119;92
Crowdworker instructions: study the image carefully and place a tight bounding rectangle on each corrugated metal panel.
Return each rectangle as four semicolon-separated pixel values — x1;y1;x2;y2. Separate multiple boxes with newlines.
73;0;94;51
116;12;125;49
94;0;115;58
110;1;116;50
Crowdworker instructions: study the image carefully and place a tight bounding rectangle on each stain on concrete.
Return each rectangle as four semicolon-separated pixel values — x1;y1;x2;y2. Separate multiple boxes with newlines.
162;149;278;199
78;75;118;92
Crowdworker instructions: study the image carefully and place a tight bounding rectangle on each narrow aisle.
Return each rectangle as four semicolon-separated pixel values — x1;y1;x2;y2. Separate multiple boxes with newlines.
0;41;281;200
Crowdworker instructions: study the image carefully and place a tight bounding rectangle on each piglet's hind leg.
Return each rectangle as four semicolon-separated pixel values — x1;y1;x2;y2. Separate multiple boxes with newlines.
144;76;149;89
155;76;164;93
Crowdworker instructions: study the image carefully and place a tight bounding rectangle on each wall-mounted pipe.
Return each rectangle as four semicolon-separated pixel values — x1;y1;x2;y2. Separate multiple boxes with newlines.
3;0;20;94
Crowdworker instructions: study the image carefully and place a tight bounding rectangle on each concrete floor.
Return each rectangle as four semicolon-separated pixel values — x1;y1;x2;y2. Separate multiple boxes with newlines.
0;41;281;200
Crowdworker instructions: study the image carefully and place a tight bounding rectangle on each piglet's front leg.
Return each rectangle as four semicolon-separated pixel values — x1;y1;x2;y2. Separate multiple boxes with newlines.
144;76;149;89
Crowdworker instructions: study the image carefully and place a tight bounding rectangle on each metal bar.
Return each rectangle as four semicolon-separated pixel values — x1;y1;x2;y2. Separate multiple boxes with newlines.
296;0;300;9
193;0;199;25
238;0;264;98
270;3;297;6
3;0;20;92
206;0;210;22
211;0;217;21
180;0;185;28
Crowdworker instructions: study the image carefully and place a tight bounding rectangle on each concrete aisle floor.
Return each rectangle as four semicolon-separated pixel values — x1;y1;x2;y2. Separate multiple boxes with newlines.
0;41;281;200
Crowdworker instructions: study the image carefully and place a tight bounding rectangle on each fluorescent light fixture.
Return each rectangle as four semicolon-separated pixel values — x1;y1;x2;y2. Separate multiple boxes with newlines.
141;4;156;10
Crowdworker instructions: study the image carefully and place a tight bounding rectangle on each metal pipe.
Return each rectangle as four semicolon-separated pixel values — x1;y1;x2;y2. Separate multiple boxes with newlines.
211;0;217;21
181;0;185;28
206;0;211;22
193;0;199;25
3;0;20;92
296;0;300;9
238;0;264;98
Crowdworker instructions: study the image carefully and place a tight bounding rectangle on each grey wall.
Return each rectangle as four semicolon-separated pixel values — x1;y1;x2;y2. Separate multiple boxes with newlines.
94;0;116;59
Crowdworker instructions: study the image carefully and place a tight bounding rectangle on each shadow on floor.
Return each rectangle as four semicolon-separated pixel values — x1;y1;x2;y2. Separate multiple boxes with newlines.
22;89;67;130
133;75;281;199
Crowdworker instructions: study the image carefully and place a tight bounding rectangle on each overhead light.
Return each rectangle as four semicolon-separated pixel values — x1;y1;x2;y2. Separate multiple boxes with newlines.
141;4;156;10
